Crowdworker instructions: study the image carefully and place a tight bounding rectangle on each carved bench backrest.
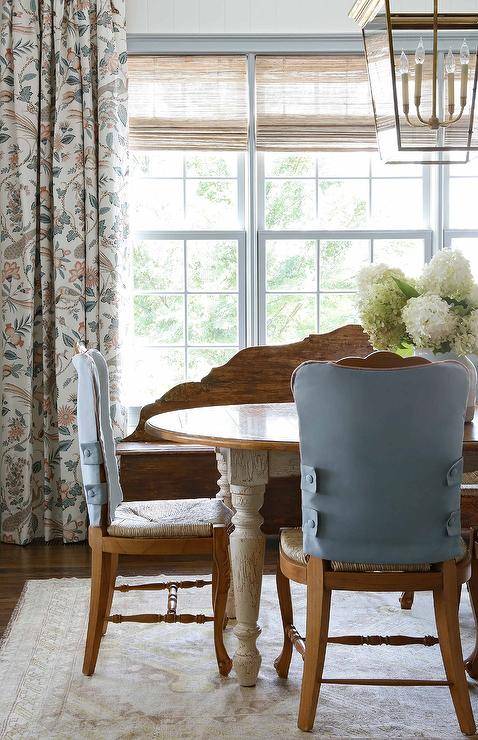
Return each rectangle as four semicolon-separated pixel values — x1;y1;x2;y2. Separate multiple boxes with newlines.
126;325;372;442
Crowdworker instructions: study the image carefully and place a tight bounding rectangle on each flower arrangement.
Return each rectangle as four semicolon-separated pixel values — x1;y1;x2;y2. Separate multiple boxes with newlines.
357;250;478;355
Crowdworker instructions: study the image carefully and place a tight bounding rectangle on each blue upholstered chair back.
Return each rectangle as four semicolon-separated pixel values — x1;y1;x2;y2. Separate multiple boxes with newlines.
73;349;123;526
292;360;469;565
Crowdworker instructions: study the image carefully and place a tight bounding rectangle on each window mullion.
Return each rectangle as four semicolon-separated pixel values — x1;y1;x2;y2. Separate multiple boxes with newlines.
246;52;259;347
183;238;188;381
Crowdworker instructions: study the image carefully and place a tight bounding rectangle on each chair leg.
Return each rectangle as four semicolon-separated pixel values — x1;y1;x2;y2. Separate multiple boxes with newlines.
465;543;478;679
274;556;294;679
83;528;114;676
433;560;476;736
400;590;415;610
212;525;233;677
102;553;118;636
212;538;227;630
298;557;331;733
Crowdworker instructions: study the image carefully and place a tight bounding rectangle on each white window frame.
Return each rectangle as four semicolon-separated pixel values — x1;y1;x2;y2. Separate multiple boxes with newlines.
256;143;433;344
443;229;478;249
257;229;433;344
128;150;247;423
130;149;247;351
133;228;247;351
442;163;478;251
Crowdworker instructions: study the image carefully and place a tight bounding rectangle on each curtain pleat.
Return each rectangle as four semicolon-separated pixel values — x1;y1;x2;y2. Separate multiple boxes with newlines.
0;0;128;544
128;55;249;151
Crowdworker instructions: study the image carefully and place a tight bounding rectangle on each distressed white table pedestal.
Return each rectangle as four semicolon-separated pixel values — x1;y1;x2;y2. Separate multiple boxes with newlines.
225;447;268;686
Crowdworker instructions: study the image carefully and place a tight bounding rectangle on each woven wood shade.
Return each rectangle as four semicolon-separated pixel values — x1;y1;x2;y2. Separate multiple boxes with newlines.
128;55;249;151
255;55;377;152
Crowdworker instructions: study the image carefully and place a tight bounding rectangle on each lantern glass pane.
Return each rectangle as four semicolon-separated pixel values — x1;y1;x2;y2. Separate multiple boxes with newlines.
362;0;478;163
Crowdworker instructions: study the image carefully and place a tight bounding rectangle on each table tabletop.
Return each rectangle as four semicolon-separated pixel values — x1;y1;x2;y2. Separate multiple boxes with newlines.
145;402;478;452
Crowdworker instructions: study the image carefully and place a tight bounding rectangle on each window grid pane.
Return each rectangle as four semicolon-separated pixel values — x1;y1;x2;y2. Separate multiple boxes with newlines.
263;152;425;231
129;234;242;403
447;236;478;281
129;151;242;232
127;150;244;406
262;235;427;343
260;149;428;344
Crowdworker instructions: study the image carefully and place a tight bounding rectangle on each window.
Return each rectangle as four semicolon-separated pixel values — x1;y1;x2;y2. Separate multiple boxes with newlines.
125;48;472;413
126;55;248;409
126;150;245;407
258;151;430;343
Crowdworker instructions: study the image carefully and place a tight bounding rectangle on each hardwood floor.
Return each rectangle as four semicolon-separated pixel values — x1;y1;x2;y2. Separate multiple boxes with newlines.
0;538;279;638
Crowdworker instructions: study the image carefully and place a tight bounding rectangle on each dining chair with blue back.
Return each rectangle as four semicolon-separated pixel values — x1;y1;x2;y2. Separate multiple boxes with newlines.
73;345;233;677
275;351;475;735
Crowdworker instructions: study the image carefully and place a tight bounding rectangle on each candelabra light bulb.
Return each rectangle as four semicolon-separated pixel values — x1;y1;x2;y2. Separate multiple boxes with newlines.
445;49;456;74
461;39;470;65
415;37;425;65
399;50;409;75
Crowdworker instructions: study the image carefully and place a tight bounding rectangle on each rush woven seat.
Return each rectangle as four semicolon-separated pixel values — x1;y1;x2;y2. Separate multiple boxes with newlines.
462;471;478;493
280;527;467;572
108;498;232;538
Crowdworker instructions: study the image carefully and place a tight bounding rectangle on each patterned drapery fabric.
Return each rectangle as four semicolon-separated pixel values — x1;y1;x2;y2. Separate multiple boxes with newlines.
0;0;128;544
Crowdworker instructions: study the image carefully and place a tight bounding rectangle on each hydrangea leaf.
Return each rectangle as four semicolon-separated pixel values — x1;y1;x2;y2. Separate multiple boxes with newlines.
392;276;419;299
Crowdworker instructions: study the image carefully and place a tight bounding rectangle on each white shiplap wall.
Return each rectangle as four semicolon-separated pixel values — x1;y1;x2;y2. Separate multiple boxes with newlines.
126;0;358;34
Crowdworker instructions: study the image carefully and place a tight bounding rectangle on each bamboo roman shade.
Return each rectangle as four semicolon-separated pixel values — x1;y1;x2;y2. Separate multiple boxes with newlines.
128;55;249;150
255;55;377;151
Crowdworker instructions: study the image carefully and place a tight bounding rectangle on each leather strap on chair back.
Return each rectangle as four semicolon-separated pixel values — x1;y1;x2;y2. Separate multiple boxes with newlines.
73;350;123;525
292;360;468;565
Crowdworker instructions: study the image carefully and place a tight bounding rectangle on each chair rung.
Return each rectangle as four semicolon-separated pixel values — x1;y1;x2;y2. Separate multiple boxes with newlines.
286;624;306;657
115;579;212;592
108;613;214;624
327;634;439;647
287;623;440;662
319;678;450;687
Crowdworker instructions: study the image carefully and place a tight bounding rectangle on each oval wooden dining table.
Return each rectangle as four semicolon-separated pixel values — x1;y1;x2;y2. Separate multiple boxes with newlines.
145;401;478;687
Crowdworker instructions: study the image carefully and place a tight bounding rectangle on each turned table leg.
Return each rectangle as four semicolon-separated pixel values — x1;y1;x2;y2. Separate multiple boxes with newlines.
465;539;478;679
227;448;268;687
216;448;236;620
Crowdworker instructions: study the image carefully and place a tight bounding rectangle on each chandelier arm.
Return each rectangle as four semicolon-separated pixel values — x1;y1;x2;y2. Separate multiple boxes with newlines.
404;112;432;128
414;107;432;126
439;106;466;127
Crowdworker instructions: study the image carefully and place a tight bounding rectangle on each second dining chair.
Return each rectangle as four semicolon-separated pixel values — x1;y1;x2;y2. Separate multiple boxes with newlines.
73;346;233;678
275;351;475;735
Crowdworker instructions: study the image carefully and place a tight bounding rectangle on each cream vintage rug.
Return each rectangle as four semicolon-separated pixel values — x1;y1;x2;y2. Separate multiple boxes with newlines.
1;574;478;739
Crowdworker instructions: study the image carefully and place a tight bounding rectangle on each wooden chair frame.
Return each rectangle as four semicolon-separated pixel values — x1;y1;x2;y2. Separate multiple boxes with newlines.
84;517;232;678
275;537;475;734
75;345;232;679
275;351;476;734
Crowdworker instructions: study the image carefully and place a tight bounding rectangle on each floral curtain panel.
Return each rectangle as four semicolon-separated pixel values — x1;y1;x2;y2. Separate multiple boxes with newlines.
0;0;128;544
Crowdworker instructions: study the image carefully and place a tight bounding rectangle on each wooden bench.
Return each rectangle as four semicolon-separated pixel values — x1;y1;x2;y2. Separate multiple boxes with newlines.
117;325;373;534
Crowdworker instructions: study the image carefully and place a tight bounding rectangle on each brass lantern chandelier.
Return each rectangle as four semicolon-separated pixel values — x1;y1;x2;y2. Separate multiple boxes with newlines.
349;0;478;164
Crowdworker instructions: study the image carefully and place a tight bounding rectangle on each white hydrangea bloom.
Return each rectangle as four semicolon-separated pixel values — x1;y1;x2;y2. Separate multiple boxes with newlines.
453;309;478;355
402;295;458;351
357;263;405;296
467;283;478;309
356;264;408;350
420;250;473;301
